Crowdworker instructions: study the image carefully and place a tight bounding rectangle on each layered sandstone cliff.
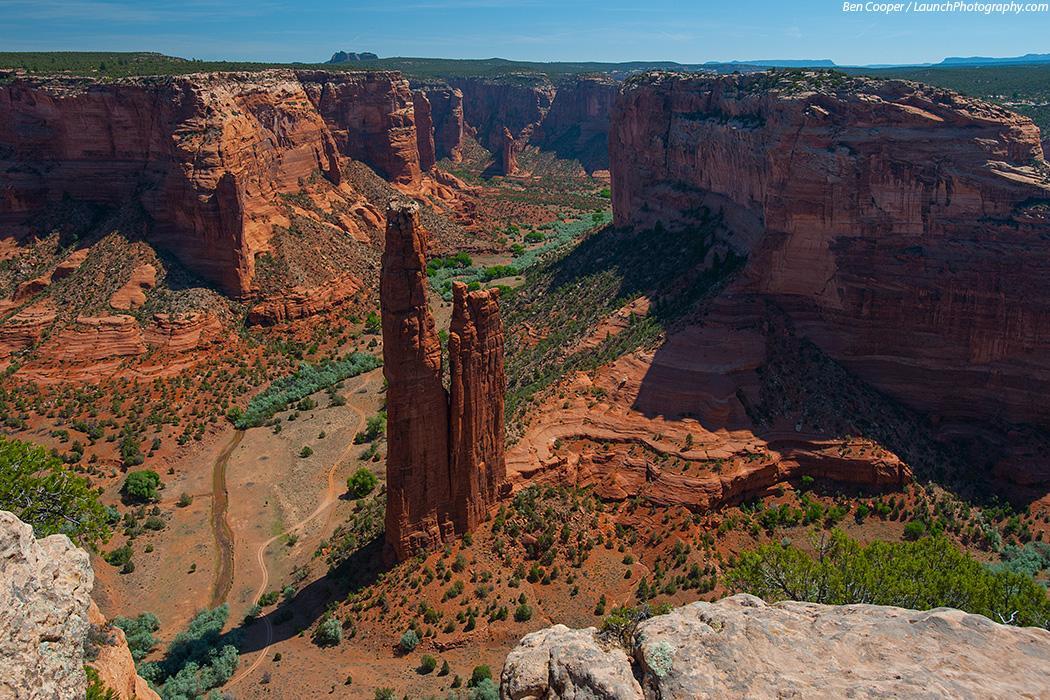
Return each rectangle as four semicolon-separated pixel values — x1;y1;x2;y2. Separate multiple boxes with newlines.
382;203;507;560
0;70;420;297
449;75;556;151
426;87;466;162
501;594;1050;699
538;75;617;172
610;71;1050;430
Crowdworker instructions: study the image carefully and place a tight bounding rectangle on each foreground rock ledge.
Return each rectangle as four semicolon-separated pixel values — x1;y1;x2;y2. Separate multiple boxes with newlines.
500;594;1050;700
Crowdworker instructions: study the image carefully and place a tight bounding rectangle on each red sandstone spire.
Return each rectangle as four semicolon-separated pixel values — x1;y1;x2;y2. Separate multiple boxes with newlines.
448;281;508;534
381;199;452;562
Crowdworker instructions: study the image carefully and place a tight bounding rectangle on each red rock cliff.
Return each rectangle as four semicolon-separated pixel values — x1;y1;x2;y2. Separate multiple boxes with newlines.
538;76;617;172
610;71;1050;428
425;87;465;162
0;70;420;297
449;75;555;151
0;71;344;296
381;200;452;561
298;70;422;185
448;281;507;533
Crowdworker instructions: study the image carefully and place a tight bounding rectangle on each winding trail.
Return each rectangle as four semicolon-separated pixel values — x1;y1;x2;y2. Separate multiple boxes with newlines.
226;376;373;689
209;429;245;609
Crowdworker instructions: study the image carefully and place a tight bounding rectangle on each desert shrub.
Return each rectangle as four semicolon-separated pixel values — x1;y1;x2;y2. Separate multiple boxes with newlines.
727;530;1050;628
399;628;420;652
119;434;144;468
514;603;533;622
354;411;387;443
993;542;1050;577
122;470;161;503
103;545;132;568
374;689;395;700
346;468;378;498
85;667;118;700
0;436;110;544
469;665;491;687
112;612;159;662
235;353;381;428
299;446;314;458
313;616;343;647
137;604;240;700
470;678;499;700
418;654;437;674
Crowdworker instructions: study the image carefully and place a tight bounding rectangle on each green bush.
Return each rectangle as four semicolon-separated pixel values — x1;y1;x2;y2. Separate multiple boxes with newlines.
469;665;492;687
470;678;499;700
122;470;161;503
0;436;110;544
313;616;343;647
299;446;314;458
418;654;437;674
112;612;159;662
514;603;533;622
346;468;378;498
399;628;420;652
374;689;395;700
354;411;387;443
727;530;1050;628
138;604;239;700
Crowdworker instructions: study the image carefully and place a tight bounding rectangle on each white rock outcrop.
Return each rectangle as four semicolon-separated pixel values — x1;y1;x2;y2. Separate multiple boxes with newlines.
501;594;1050;700
1;510;93;699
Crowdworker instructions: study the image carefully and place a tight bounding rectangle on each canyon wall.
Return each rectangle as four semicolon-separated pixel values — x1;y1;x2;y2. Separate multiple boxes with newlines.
448;75;556;150
610;71;1050;429
0;70;420;297
381;204;507;561
537;75;618;172
424;86;465;162
299;70;421;185
412;90;437;171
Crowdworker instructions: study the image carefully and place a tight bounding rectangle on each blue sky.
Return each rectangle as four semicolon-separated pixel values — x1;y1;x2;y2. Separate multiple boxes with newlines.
0;0;1046;66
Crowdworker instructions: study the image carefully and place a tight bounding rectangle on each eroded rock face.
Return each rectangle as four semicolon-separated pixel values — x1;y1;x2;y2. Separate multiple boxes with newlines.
501;594;1050;700
427;87;466;162
413;90;437;171
299;70;421;185
1;511;157;700
0;70;419;297
1;510;92;699
538;76;617;172
381;200;453;561
610;71;1050;430
449;282;507;533
501;625;642;700
381;207;507;560
449;75;555;151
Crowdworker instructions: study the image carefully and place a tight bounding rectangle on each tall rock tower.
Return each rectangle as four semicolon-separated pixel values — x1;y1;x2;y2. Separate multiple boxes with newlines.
381;200;452;561
381;202;508;562
448;281;507;534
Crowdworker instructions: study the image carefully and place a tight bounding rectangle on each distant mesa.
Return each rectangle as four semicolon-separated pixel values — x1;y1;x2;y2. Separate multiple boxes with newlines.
328;51;379;63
